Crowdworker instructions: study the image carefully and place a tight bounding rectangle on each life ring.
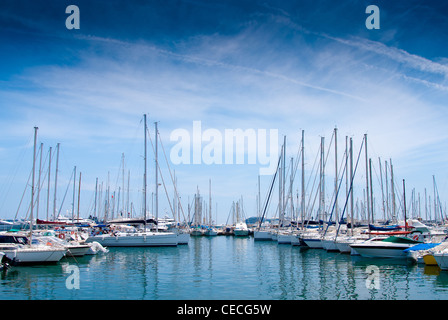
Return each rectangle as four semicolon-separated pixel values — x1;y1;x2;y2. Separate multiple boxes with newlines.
412;234;419;241
58;233;65;240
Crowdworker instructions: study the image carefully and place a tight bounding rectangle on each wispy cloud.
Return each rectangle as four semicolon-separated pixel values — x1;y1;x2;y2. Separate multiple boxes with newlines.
328;36;448;78
1;1;448;220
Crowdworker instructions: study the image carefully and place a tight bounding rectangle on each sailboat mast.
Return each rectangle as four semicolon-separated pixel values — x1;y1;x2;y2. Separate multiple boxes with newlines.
72;166;76;223
369;158;374;225
143;114;147;230
94;177;98;220
301;130;305;230
282;136;286;226
53;143;60;220
155;121;159;232
379;158;385;221
334;127;338;226
258;174;261;218
364;134;370;229
390;159;396;219
122;153;125;217
385;160;389;219
29;126;38;242
77;172;82;222
433;175;438;222
403;179;407;230
209;179;212;226
320;136;325;227
36;143;43;220
350;138;354;235
46;146;52;221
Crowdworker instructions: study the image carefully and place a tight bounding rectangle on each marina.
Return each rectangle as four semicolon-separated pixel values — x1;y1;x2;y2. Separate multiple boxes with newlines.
3;235;448;300
1;0;448;304
1;121;448;300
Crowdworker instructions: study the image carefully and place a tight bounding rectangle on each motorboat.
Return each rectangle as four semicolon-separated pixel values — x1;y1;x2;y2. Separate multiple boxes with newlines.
349;235;421;259
233;221;249;236
0;232;66;265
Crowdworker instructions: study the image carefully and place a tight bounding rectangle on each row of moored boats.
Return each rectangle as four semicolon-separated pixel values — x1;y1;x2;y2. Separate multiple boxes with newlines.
253;219;448;270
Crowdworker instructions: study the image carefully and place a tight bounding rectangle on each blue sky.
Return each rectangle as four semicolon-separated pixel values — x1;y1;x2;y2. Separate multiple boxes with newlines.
1;1;448;224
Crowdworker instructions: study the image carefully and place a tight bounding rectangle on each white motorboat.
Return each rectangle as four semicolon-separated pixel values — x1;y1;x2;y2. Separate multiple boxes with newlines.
349;236;421;259
234;221;249;236
0;245;66;265
0;232;66;265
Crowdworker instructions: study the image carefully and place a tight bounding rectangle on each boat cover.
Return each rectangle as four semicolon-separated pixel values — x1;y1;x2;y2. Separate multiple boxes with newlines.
369;224;401;231
403;243;441;252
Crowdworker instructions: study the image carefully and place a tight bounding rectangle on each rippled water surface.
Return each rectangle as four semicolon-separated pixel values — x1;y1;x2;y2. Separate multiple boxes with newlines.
2;236;448;300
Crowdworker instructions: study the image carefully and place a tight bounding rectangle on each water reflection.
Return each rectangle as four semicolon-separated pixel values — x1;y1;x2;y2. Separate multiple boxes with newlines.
3;237;448;299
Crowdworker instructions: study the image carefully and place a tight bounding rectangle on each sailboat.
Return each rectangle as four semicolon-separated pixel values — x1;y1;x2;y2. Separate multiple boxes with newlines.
87;116;178;247
0;127;66;265
204;179;218;237
233;200;249;237
234;221;249;236
254;139;284;242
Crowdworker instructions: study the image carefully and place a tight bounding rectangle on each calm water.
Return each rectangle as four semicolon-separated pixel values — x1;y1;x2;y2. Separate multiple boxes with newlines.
2;236;448;300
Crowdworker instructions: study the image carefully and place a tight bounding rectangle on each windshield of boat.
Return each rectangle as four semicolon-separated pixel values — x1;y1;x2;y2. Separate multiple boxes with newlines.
0;235;29;245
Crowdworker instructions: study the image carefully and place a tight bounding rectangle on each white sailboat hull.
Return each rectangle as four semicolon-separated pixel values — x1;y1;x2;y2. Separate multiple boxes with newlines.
277;233;292;244
66;244;92;257
190;229;203;236
204;229;218;236
302;237;323;249
291;235;303;246
2;246;66;264
254;230;272;241
86;232;178;247
433;253;448;270
335;240;353;253
321;239;338;251
177;232;190;245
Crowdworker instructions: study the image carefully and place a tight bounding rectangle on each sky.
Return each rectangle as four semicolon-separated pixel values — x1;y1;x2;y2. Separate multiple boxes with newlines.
1;0;448;224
